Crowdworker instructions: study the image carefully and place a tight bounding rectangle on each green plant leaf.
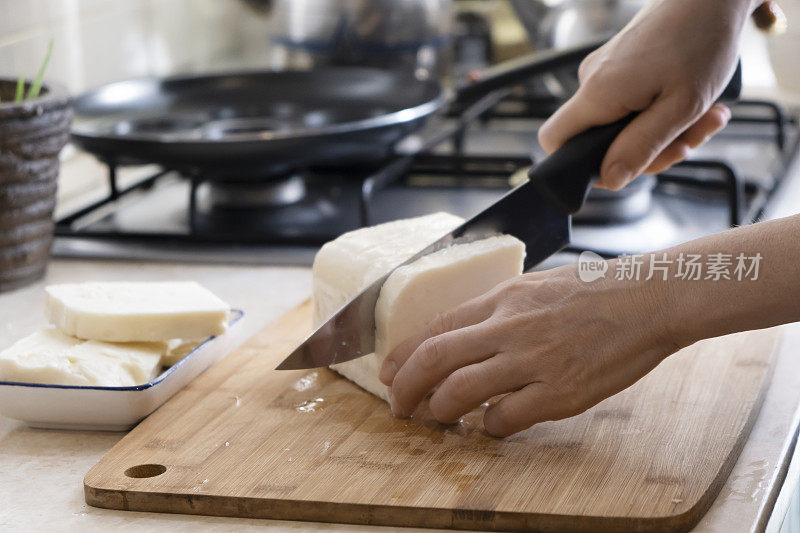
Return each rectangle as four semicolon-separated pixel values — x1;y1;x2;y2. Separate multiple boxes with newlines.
25;39;53;101
14;76;25;102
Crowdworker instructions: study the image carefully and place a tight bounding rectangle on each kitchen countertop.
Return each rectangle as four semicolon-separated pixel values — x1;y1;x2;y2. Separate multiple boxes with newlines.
0;259;799;532
8;108;800;529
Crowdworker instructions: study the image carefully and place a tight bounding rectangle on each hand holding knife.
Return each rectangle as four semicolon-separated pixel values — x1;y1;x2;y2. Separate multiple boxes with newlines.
276;57;742;372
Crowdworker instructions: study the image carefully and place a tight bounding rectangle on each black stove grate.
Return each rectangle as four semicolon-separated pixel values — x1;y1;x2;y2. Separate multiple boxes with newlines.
55;98;800;254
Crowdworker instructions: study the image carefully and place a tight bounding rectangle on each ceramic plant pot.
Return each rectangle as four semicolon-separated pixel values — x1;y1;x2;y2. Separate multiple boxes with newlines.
0;80;71;292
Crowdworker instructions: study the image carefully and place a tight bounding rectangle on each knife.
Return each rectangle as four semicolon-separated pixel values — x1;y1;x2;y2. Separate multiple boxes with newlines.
276;66;743;371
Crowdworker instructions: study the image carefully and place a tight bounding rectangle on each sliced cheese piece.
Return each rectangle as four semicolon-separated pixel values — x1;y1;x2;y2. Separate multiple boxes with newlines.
375;235;525;360
312;212;464;327
325;233;525;401
0;328;166;387
45;281;230;342
68;340;164;386
0;329;83;385
163;338;204;367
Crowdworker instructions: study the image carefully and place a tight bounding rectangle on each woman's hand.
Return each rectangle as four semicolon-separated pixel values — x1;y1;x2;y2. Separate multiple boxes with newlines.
378;265;678;437
378;215;800;437
538;0;756;190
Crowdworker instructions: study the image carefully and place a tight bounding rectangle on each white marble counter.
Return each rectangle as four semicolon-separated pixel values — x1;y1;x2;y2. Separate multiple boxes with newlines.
1;259;799;532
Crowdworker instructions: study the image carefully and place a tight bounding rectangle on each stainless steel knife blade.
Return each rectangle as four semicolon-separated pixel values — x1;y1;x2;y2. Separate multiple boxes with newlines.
275;181;570;370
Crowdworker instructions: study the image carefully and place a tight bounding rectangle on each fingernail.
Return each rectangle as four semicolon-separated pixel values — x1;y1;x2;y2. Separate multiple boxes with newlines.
605;162;632;189
388;389;400;416
389;389;407;418
379;359;398;385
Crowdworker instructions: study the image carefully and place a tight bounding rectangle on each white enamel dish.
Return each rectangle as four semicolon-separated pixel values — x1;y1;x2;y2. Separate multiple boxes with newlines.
0;310;242;431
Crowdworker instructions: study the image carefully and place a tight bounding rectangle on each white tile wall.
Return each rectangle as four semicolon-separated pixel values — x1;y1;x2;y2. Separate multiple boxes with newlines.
0;0;273;93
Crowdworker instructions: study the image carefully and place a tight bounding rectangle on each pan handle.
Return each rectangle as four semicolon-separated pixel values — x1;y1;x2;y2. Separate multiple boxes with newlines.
453;40;605;105
528;60;743;215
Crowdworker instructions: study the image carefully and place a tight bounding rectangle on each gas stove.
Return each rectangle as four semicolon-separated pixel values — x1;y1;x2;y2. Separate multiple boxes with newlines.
53;94;800;268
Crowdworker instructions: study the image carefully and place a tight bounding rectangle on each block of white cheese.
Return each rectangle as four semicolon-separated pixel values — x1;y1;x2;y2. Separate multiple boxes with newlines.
374;235;526;362
313;213;525;401
0;329;165;387
312;212;465;327
45;281;230;342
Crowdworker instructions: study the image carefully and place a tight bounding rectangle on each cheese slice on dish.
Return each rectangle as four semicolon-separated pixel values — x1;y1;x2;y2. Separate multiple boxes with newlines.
313;213;525;401
69;340;164;386
162;338;204;367
0;328;165;387
45;281;230;342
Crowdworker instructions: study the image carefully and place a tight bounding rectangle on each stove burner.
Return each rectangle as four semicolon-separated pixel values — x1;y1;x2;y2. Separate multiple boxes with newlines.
191;174;361;243
204;175;307;209
576;175;657;224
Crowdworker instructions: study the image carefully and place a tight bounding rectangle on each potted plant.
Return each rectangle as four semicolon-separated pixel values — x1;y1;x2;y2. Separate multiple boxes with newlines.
0;41;71;292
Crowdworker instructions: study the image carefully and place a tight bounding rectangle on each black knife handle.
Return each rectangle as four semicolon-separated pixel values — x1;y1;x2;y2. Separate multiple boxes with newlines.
529;60;743;215
529;115;634;215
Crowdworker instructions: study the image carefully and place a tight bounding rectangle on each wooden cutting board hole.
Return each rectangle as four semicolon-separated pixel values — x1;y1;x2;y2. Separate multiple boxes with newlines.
124;464;166;479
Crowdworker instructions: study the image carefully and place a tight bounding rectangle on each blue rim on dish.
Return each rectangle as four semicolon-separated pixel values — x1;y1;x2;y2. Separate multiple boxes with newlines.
0;309;243;391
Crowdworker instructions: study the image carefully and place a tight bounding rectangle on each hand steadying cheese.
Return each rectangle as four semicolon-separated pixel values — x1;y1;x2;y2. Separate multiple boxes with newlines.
313;213;524;400
381;216;800;437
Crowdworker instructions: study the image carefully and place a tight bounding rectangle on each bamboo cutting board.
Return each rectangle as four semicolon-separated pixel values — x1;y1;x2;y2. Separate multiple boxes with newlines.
85;301;780;532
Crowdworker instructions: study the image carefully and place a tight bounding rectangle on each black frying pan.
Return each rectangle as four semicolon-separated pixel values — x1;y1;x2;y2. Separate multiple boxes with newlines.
70;42;603;178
